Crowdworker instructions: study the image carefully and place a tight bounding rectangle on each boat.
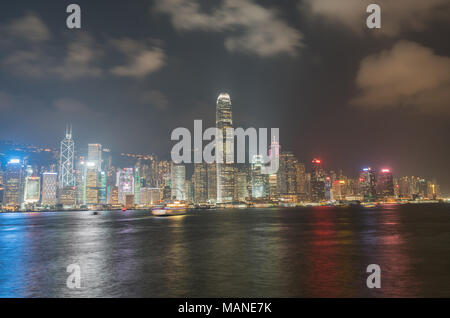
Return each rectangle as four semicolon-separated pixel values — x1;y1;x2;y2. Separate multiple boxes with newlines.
152;201;188;217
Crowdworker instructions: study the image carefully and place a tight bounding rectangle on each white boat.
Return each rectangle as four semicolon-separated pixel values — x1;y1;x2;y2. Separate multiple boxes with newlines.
152;201;188;217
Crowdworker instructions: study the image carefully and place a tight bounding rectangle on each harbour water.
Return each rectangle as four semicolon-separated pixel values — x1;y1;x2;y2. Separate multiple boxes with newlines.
0;204;449;297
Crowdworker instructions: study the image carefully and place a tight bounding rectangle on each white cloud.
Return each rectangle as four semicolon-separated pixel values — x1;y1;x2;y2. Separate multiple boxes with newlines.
53;34;103;79
154;0;303;57
303;0;450;37
351;41;450;114
4;12;51;42
110;38;166;78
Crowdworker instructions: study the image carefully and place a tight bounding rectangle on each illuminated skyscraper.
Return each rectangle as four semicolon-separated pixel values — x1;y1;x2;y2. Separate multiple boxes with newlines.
42;172;58;206
4;159;23;207
75;158;87;206
216;93;234;203
311;159;326;202
251;155;268;199
378;169;394;197
157;160;171;188
171;163;186;200
24;176;41;204
86;165;99;205
134;166;141;205
117;168;134;204
99;171;107;204
108;186;119;206
359;167;377;200
207;163;217;203
295;162;306;200
278;152;298;195
59;126;75;188
88;144;102;172
193;163;208;204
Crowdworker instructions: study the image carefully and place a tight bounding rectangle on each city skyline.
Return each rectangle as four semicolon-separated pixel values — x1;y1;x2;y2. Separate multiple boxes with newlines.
0;95;444;212
0;1;449;193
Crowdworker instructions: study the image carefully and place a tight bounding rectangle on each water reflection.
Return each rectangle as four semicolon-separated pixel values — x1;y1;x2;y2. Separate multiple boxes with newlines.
0;205;449;297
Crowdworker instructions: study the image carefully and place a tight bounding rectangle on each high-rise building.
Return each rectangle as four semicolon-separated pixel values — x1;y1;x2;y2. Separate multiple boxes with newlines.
359;167;377;201
139;187;160;206
278;152;298;196
117;168;134;204
4;159;23;207
171;163;186;200
88;144;102;172
107;186;119;206
216;93;234;203
24;176;41;204
42;172;58;206
207;163;217;203
59;126;75;188
59;187;76;206
74;158;86;206
378;169;394;197
157;160;171;188
236;171;249;202
185;179;193;203
311;159;326;202
251;155;268;199
86;165;99;205
99;171;107;204
193;163;208;204
134;166;141;205
295;162;306;199
330;180;347;201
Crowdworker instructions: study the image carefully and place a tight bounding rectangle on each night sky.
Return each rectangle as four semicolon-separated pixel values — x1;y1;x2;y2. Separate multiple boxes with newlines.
0;1;449;193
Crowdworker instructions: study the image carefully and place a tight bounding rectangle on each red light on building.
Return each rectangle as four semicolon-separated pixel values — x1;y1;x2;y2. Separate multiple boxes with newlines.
312;159;322;164
381;169;391;173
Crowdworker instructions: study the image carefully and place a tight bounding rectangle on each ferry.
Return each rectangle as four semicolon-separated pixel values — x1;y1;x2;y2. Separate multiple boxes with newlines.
152;201;188;217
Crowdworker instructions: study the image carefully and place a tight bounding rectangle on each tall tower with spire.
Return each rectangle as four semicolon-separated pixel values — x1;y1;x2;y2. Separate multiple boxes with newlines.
59;124;75;188
216;93;235;203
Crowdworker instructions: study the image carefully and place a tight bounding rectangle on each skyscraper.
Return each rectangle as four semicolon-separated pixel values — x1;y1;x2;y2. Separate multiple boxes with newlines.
278;152;298;196
42;172;58;206
193;163;208;204
378;169;394;198
59;125;75;188
171;163;186;200
359;167;377;200
4;159;23;207
88;144;102;172
311;159;326;202
86;164;99;205
251;155;268;199
207;163;217;203
24;176;41;204
216;93;234;203
117;168;134;205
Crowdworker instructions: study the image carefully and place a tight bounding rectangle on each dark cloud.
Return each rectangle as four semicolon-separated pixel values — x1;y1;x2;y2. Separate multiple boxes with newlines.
139;90;169;111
